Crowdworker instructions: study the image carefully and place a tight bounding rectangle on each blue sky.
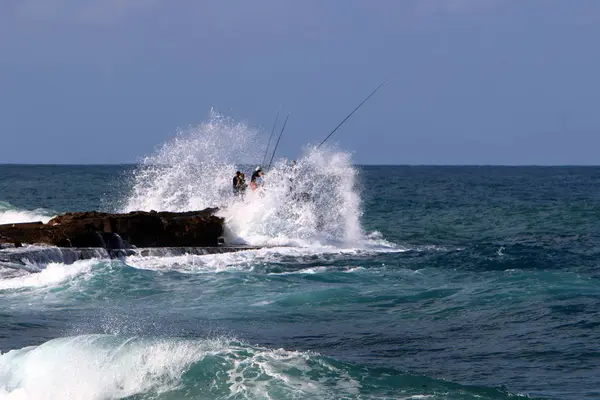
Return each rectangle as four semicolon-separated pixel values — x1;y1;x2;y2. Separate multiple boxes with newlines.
1;0;599;165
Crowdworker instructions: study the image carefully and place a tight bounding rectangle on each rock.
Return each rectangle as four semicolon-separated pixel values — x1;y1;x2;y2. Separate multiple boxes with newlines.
0;209;224;248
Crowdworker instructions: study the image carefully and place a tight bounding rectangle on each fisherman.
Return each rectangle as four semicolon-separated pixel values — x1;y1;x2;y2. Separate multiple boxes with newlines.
250;166;264;191
233;171;241;195
232;171;247;198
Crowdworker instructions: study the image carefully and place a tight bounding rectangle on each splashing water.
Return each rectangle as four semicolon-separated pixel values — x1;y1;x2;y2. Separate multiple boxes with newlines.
221;150;363;247
0;201;54;225
0;259;94;291
122;111;371;248
122;111;261;213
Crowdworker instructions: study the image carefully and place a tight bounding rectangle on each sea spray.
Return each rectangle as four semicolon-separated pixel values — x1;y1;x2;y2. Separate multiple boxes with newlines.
221;149;363;247
0;259;95;291
122;111;367;248
122;110;262;213
0;201;54;225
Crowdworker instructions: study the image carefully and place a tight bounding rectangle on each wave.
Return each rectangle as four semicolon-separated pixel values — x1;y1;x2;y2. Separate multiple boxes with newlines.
120;111;394;250
0;201;54;225
0;259;95;291
0;334;531;400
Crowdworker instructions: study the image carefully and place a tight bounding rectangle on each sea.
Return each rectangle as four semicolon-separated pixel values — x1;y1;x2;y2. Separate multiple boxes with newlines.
1;116;599;399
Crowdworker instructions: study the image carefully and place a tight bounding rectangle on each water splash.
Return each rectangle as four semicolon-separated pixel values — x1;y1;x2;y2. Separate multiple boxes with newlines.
0;201;54;225
0;259;95;291
122;111;377;249
221;149;364;247
122;110;261;213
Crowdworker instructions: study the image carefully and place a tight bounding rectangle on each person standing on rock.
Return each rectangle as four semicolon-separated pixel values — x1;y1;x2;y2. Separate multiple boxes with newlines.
250;167;264;192
233;171;247;199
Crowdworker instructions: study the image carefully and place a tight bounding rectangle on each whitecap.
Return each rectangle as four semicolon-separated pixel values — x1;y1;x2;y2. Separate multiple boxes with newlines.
0;259;95;291
0;201;54;225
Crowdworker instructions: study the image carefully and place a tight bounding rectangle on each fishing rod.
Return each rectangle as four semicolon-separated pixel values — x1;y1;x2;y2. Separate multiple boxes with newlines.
267;113;290;170
316;80;386;150
261;111;280;167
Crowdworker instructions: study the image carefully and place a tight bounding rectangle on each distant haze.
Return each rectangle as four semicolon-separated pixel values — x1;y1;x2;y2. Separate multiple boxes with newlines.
1;1;599;165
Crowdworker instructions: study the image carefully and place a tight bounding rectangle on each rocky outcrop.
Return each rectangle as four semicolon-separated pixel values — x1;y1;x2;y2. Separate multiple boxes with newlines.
0;209;224;248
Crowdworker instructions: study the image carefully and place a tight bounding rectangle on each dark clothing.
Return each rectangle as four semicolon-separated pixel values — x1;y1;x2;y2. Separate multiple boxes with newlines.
233;175;247;197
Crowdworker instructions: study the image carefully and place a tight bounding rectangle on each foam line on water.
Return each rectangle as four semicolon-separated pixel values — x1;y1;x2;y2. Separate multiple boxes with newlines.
124;245;407;274
0;259;95;291
270;266;365;275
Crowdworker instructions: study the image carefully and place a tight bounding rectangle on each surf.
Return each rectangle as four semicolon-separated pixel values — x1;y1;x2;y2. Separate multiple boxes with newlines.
0;334;527;400
0;201;54;225
121;110;396;252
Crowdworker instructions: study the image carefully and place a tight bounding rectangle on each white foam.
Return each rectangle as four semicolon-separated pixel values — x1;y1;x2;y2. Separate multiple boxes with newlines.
272;266;365;275
290;266;328;275
122;110;261;213
345;266;365;273
124;244;405;274
124;253;250;274
120;111;399;251
0;202;54;225
0;335;218;400
218;149;364;248
0;335;362;399
0;259;94;291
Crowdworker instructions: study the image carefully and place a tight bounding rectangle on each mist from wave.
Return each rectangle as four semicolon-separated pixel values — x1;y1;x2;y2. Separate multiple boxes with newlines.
121;111;395;250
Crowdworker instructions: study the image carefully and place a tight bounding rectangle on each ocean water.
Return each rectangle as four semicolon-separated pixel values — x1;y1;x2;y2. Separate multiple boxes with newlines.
1;119;600;399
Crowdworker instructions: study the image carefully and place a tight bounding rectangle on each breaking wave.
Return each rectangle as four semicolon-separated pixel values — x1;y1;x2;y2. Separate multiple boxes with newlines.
0;259;95;291
122;111;395;250
0;201;54;225
0;335;527;400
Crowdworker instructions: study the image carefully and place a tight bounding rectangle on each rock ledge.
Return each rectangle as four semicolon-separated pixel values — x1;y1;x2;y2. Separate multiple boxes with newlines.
0;209;223;248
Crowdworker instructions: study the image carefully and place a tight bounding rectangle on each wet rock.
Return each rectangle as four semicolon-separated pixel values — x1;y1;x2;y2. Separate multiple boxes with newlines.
0;209;223;248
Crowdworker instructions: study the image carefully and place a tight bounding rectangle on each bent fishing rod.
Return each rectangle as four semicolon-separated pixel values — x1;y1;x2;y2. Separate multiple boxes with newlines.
261;111;280;167
267;113;290;170
316;80;386;150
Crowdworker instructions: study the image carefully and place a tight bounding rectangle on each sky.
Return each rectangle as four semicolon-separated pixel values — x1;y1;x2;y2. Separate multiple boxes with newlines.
1;0;599;165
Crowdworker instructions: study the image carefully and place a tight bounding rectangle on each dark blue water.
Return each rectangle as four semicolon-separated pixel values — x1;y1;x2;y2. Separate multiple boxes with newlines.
1;165;599;399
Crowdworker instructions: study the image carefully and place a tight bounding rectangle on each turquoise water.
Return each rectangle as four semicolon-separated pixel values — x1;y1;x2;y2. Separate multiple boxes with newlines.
1;164;600;399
